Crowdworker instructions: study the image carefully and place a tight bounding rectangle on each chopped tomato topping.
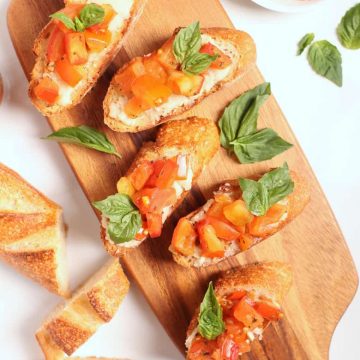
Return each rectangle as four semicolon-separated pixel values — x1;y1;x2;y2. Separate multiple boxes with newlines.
237;233;254;251
188;337;218;360
171;218;197;256
133;187;176;214
84;29;112;52
87;4;116;32
254;302;283;321
223;200;254;227
167;71;204;96
146;212;162;238
33;78;59;104
205;216;240;241
197;220;225;258
143;55;168;83
227;290;247;301
65;32;88;65
124;96;152;118
128;161;154;191
200;43;232;70
156;36;178;70
55;57;83;87
214;192;235;204
206;201;229;223
148;158;178;189
47;26;65;62
220;337;239;360
233;297;264;329
116;177;135;196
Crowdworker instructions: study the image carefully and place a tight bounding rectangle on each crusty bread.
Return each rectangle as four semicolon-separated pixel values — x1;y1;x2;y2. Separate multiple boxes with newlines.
103;27;256;132
99;117;220;257
36;259;130;358
0;163;69;297
69;358;126;360
171;171;310;268
186;262;293;351
28;0;146;116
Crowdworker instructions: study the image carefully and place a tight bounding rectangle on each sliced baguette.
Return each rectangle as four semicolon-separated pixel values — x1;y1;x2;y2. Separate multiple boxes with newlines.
186;262;293;354
103;27;256;132
99;117;220;257
36;259;130;358
0;163;69;297
29;0;146;116
171;171;310;268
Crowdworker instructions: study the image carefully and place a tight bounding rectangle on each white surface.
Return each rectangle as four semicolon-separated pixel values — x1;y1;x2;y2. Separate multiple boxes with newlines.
251;0;327;13
0;0;359;359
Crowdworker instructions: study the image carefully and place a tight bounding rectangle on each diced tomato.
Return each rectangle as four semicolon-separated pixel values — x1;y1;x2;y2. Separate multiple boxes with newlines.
237;234;254;252
197;220;225;258
128;161;154;191
220;337;239;360
171;218;197;256
206;202;229;223
233;297;264;329
33;77;59;104
200;43;232;70
254;301;283;321
188;337;217;359
151;159;178;189
214;191;236;204
146;212;163;238
116;177;135;196
133;188;176;214
223;316;244;336
156;36;178;70
47;26;65;62
87;4;117;32
227;290;247;301
143;55;168;83
124;96;152;118
65;32;88;65
223;200;254;227
84;29;112;52
167;71;204;96
237;340;251;354
55;57;83;87
205;216;240;241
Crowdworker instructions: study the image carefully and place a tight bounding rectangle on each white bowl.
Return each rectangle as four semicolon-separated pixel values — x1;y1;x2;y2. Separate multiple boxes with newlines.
251;0;327;13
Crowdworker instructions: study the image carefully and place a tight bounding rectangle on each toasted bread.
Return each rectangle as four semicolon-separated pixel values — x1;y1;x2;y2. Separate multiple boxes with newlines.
0;163;69;297
99;117;220;256
171;171;310;268
36;259;129;358
103;27;256;132
29;0;146;116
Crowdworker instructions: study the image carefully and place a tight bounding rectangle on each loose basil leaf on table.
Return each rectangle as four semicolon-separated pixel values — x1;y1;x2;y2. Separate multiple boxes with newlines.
297;33;315;55
44;125;121;158
337;3;360;50
307;40;343;87
198;282;225;340
93;194;142;244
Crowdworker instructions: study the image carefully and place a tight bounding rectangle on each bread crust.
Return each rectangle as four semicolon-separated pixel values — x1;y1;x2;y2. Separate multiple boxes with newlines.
171;171;310;268
103;27;256;132
100;117;220;257
28;0;147;116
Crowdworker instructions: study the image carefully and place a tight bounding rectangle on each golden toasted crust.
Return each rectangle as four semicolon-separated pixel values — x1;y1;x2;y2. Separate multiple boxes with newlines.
36;329;66;360
28;0;146;116
171;171;310;268
103;28;256;133
100;117;220;257
186;262;293;344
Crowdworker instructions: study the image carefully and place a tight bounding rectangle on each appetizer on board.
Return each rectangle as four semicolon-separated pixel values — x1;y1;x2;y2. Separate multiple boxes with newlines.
104;22;256;132
0;163;69;297
36;259;129;359
93;117;220;257
29;0;146;115
186;262;292;359
170;164;310;267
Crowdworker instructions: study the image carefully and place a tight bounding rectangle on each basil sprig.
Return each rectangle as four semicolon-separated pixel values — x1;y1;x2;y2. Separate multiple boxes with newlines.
93;194;142;244
198;282;225;340
50;3;105;32
173;21;218;75
297;33;314;55
44;125;121;158
239;163;294;216
337;3;360;50
219;83;292;164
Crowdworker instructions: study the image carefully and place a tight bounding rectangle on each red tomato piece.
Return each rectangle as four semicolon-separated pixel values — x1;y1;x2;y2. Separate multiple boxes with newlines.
205;216;241;241
133;188;176;214
47;26;65;62
65;32;88;65
188;337;217;360
197;220;225;258
128;161;154;191
146;212;163;238
200;42;232;70
233;297;264;329
227;290;247;301
33;78;59;104
254;301;283;321
171;218;197;256
55;57;83;87
155;159;179;188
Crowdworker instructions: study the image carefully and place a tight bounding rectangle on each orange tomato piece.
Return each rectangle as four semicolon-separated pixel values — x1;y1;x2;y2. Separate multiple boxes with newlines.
124;96;152;118
227;290;247;301
254;302;283;321
145;159;166;188
156;36;178;70
188;337;217;359
33;77;59;104
153;159;178;188
65;32;88;65
133;188;176;214
223;200;254;227
55;57;83;87
171;218;197;256
47;26;65;62
116;177;135;196
167;71;204;96
200;42;232;70
146;212;163;238
84;29;112;52
205;216;240;241
197;220;225;258
128;161;154;191
143;55;168;83
237;233;254;252
206;201;229;223
233;297;264;329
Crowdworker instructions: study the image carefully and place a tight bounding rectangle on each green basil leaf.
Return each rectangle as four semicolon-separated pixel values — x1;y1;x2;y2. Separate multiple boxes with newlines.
44;125;121;158
182;53;218;75
74;16;86;32
107;211;142;243
198;282;225;340
307;40;343;87
173;21;201;64
337;3;360;49
297;33;315;55
93;194;136;218
50;12;76;31
219;82;271;150
231;128;293;164
79;3;105;28
239;178;269;216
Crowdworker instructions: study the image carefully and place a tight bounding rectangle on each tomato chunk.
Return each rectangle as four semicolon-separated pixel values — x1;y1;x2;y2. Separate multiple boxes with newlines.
223;200;254;227
171;218;197;256
128;161;154;191
146;212;163;238
55;57;83;87
254;302;283;321
233;297;263;329
133;188;176;214
124;96;152;118
116;177;135;196
85;29;112;52
188;337;217;359
200;43;232;70
150;158;178;189
65;32;88;65
205;216;240;241
34;77;59;104
227;290;247;301
47;26;65;62
156;36;178;70
143;55;168;83
167;71;204;96
237;234;254;251
197;220;225;258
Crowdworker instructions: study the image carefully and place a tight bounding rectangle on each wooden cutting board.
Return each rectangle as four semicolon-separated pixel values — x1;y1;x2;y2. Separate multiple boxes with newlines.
7;0;358;359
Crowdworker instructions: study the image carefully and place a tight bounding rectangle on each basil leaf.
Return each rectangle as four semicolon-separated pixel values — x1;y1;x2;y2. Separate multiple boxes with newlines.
219;83;271;149
231;128;293;164
74;17;86;32
297;33;314;55
107;211;142;243
93;194;136;218
198;282;225;340
337;3;360;49
173;21;201;64
307;40;343;87
239;178;269;216
50;12;76;31
182;53;218;75
44;126;121;158
79;3;105;28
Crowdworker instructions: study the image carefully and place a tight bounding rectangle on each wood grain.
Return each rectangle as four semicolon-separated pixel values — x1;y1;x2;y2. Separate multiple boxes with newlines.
7;0;358;359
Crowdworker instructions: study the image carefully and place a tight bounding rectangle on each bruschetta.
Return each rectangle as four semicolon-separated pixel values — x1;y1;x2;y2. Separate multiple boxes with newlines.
93;117;220;256
103;23;256;132
29;0;146;115
170;164;310;268
186;262;292;359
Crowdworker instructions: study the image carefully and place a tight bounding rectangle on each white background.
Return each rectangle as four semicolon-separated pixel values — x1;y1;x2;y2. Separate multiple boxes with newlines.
0;0;359;359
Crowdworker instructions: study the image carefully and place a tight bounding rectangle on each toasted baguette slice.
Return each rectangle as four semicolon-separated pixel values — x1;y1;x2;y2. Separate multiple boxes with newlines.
171;171;310;268
186;262;293;357
29;0;146;116
99;117;220;257
0;163;69;297
36;259;130;358
104;27;256;132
